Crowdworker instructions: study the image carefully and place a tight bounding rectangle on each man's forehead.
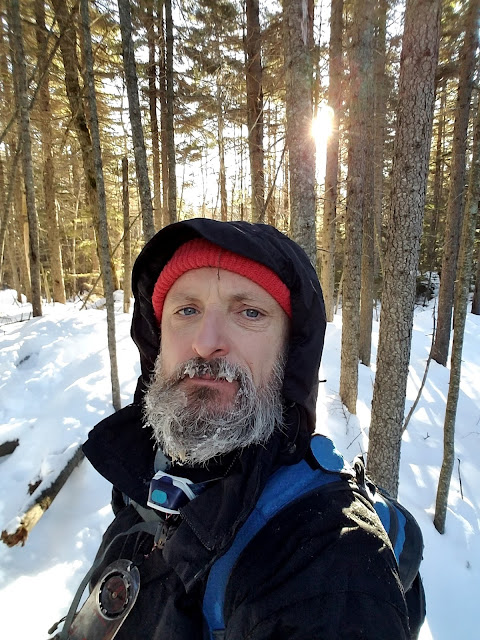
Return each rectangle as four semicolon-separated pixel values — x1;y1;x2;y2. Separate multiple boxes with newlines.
164;267;281;307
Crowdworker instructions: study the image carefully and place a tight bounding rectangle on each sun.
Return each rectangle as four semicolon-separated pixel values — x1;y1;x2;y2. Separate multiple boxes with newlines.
312;104;334;181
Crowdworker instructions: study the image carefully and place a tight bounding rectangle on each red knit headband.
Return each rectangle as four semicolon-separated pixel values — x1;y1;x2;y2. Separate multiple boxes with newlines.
152;238;292;324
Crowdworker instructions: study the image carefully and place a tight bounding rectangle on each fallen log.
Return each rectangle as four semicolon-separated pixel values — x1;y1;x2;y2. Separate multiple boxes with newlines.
1;445;85;547
0;439;19;457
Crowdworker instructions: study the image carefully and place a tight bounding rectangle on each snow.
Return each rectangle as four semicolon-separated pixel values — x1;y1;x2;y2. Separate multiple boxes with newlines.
1;288;479;638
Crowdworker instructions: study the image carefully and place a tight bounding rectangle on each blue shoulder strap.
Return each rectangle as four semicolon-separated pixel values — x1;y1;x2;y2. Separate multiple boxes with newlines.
202;435;423;639
202;435;350;640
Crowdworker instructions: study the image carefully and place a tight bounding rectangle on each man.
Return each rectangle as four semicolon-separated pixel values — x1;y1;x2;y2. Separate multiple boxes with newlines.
81;219;415;639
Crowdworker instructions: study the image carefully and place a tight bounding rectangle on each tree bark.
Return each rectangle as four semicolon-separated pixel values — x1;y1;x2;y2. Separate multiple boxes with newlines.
35;0;66;304
367;0;441;497
425;81;447;275
321;0;343;322
143;0;162;231
217;84;228;222
434;99;480;534
283;0;316;264
158;2;170;228
122;156;132;314
472;241;480;314
359;120;375;367
81;0;121;411
9;0;42;317
51;0;119;291
339;0;374;413
245;0;264;223
372;0;388;282
117;0;156;242
165;0;177;223
432;0;480;366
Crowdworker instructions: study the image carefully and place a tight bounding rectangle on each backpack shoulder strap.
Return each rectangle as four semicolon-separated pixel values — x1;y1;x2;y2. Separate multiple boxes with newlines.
202;435;351;640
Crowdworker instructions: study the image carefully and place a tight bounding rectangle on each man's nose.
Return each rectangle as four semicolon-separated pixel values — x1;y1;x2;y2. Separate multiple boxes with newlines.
191;311;229;359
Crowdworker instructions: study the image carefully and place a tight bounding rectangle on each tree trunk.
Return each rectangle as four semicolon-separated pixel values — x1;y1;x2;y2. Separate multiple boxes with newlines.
117;0;155;242
434;101;480;533
432;0;480;366
359;123;375;367
283;0;316;265
472;241;480;315
217;85;228;222
321;0;343;322
51;0;119;291
339;0;374;413
165;0;177;223
367;0;441;497
373;0;388;282
144;0;162;231
158;3;170;228
9;0;42;317
122;157;132;314
425;81;447;275
81;0;121;411
245;0;264;223
35;0;66;304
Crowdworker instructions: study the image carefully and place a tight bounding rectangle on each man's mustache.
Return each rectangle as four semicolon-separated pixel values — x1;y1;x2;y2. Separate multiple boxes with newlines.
166;357;248;387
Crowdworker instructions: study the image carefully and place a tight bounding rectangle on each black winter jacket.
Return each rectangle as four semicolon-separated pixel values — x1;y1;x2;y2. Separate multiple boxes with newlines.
83;219;412;639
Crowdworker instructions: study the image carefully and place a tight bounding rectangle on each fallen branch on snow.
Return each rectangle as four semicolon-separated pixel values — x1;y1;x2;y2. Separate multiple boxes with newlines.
1;446;84;547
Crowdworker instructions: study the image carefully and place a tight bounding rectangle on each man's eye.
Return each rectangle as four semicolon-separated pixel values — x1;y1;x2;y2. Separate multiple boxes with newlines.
243;308;261;319
178;307;197;316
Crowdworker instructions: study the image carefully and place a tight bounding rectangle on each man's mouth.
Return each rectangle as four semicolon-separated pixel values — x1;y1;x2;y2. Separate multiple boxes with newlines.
181;362;237;384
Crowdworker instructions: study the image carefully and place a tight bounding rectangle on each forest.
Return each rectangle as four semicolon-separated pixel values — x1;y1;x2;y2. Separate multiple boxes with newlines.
0;0;479;534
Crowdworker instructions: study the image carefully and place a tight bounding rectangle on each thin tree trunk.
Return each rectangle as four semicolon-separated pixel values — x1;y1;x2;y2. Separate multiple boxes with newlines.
35;0;66;304
117;0;155;242
432;0;480;366
284;0;316;264
367;0;441;497
144;0;162;230
9;0;42;316
81;0;121;411
472;241;480;314
426;81;447;275
321;0;343;322
122;157;132;314
359;122;375;366
245;0;264;223
217;85;228;222
339;0;374;413
373;0;388;282
165;0;177;223
434;100;480;533
158;2;169;228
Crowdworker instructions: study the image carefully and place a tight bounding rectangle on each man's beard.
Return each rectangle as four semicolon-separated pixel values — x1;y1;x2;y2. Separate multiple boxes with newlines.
143;354;286;465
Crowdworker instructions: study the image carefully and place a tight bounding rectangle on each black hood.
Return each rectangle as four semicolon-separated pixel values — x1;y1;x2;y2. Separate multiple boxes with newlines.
130;218;326;436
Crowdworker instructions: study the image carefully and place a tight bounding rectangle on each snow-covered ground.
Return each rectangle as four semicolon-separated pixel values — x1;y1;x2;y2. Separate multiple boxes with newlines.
0;288;478;638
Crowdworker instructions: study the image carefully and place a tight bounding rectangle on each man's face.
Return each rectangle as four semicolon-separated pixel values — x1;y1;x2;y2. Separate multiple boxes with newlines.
160;267;289;409
144;267;289;464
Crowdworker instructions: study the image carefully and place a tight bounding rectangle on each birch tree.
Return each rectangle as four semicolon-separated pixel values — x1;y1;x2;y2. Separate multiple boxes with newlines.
368;0;441;497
